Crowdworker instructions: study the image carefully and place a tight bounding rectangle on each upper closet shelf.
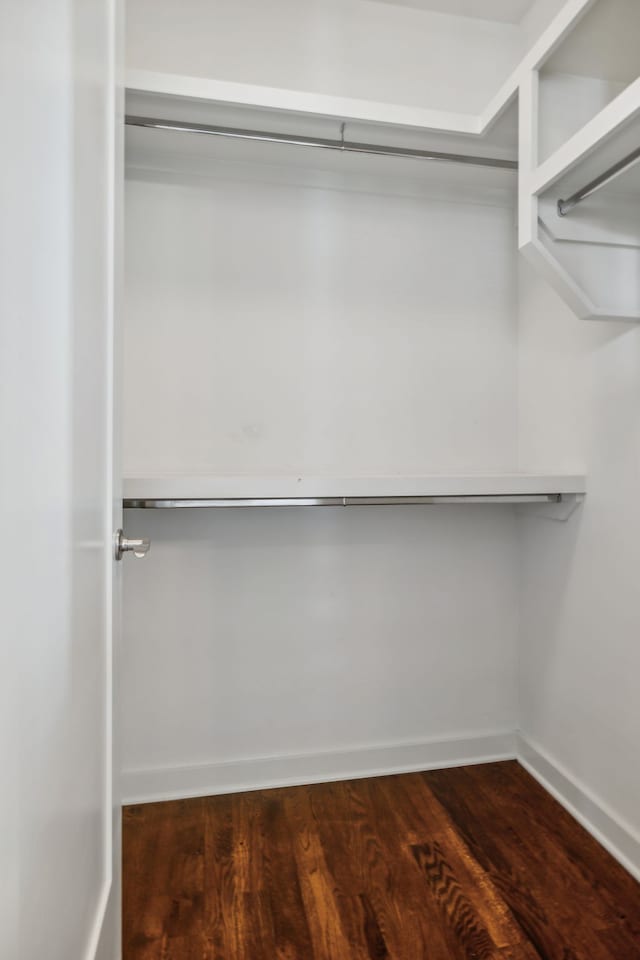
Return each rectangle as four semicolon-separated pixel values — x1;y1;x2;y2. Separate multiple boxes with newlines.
125;74;519;203
123;475;586;518
125;68;522;155
126;69;484;135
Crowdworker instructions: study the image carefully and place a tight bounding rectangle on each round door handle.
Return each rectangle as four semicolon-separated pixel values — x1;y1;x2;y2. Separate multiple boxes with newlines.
114;528;150;561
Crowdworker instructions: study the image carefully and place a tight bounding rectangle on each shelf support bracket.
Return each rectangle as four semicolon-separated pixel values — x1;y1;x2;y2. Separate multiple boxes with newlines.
517;493;585;522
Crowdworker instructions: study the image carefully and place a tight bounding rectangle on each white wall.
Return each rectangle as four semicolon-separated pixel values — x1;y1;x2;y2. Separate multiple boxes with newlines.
120;158;520;799
125;0;524;114
122;506;519;794
537;72;626;163
517;257;640;863
123;169;517;477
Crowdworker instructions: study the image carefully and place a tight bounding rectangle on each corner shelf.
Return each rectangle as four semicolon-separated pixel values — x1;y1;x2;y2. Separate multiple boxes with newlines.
531;78;640;199
535;0;640;164
520;72;640;322
517;0;640;322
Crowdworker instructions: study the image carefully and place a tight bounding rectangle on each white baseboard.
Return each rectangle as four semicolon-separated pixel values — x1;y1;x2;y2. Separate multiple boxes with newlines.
122;730;517;805
517;734;640;882
91;881;118;960
121;730;640;885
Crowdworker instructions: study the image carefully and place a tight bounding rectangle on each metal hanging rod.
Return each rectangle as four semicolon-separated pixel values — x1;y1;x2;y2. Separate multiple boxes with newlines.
557;145;640;216
124;494;562;509
125;115;518;171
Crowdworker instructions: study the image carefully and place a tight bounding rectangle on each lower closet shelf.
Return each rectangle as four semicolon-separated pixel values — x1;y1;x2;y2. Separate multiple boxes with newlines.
123;474;587;510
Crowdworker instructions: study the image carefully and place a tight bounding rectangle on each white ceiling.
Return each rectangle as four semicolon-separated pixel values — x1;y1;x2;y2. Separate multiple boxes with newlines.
366;0;537;23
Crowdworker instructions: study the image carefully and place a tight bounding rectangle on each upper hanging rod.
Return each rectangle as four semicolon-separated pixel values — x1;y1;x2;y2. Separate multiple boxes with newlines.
557;145;640;216
125;115;518;171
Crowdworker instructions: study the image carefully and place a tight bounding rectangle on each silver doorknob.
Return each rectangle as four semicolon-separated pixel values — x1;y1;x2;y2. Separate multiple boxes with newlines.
114;528;150;561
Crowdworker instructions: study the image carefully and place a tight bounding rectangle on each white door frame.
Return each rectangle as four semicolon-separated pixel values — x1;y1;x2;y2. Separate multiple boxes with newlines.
1;2;122;958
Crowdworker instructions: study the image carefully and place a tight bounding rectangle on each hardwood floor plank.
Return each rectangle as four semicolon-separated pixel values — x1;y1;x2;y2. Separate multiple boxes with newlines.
232;892;277;960
361;774;475;959
424;763;640;960
123;800;205;958
284;785;361;959
357;893;389;959
317;787;399;958
423;766;582;960
203;794;244;959
376;773;540;959
230;791;265;896
411;840;498;959
307;779;406;958
470;762;640;942
123;762;640;960
461;763;640;958
259;790;315;960
311;780;439;957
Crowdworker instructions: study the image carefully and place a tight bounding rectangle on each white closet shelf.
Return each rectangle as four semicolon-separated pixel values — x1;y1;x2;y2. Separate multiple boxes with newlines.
522;74;640;324
126;69;482;135
531;78;640;198
123;474;586;509
126;70;517;172
125;105;519;214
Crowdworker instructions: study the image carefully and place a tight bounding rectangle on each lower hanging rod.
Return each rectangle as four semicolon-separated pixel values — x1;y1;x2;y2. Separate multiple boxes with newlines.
125;115;518;171
124;494;562;509
557;145;640;216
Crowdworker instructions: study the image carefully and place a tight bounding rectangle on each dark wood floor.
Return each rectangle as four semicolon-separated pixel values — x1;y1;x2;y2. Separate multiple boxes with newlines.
123;760;640;959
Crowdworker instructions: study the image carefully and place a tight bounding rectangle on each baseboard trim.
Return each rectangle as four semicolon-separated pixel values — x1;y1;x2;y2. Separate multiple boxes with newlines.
122;731;640;883
122;730;517;805
517;734;640;882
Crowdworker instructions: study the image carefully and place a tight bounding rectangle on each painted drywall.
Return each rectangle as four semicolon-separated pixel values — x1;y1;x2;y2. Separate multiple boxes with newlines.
537;72;626;163
123;170;517;477
125;0;524;114
121;506;519;783
120;159;520;792
517;256;640;842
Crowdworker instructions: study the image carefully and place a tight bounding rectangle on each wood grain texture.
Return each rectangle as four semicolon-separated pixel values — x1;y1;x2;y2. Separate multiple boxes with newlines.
123;761;640;959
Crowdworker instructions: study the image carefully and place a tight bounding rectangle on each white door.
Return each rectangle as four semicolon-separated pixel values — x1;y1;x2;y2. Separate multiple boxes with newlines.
1;2;122;959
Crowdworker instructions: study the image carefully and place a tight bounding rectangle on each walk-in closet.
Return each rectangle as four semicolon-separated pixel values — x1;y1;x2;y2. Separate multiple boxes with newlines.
6;1;640;958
